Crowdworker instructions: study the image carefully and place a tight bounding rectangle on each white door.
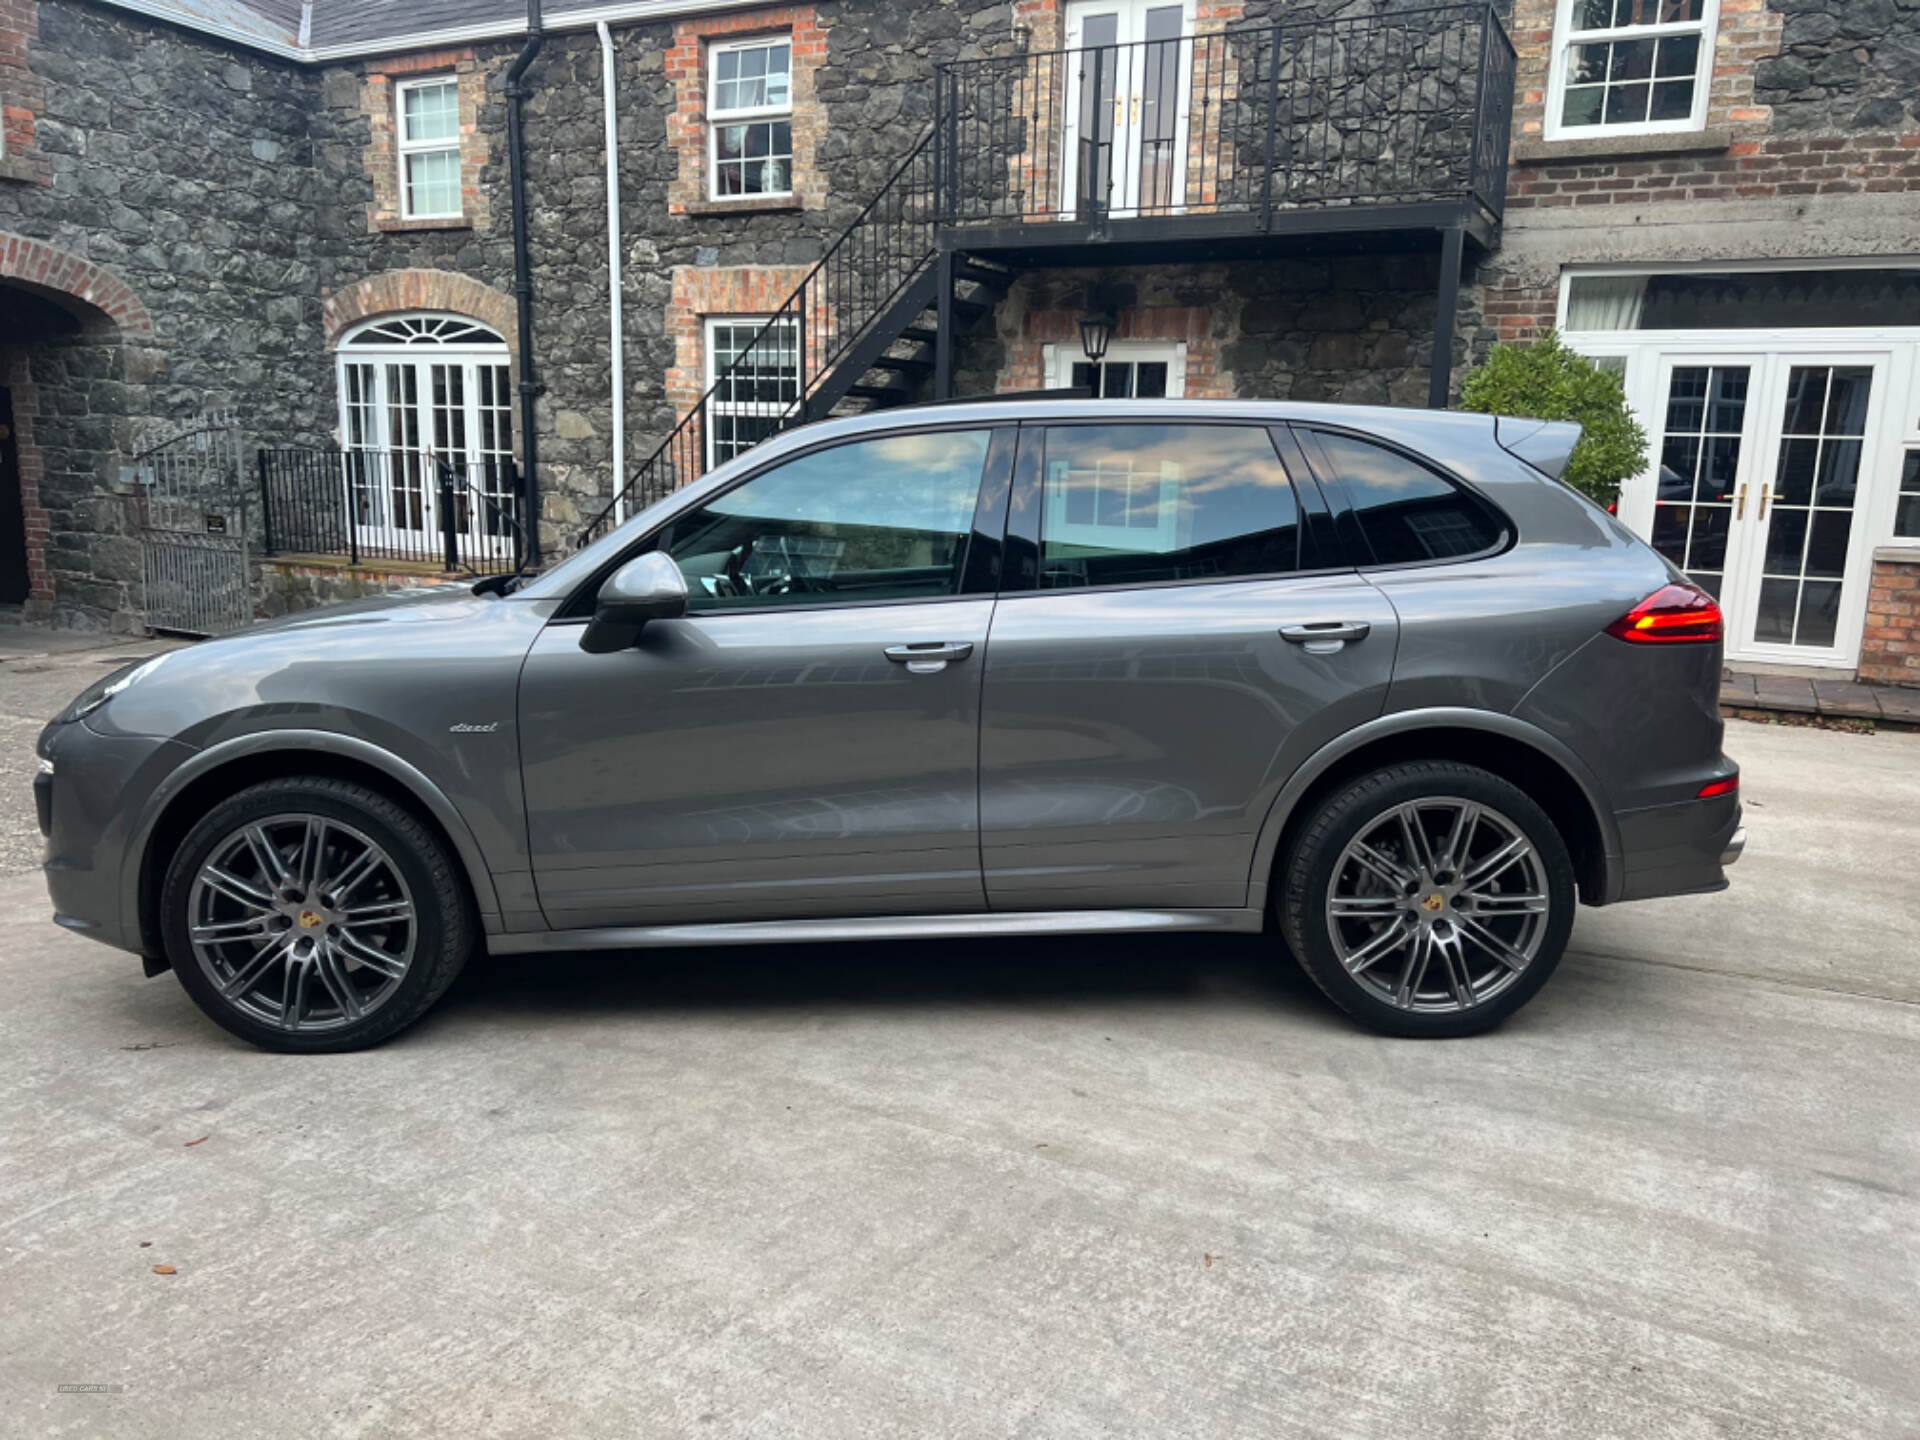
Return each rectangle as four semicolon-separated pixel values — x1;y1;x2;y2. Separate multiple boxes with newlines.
1638;351;1892;665
336;316;517;566
1062;0;1193;219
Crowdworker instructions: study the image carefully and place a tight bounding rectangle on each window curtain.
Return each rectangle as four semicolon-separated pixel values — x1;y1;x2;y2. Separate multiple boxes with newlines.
1566;275;1647;332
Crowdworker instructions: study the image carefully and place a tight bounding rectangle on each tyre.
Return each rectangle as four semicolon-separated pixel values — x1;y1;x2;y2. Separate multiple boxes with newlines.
1277;761;1576;1038
161;777;474;1053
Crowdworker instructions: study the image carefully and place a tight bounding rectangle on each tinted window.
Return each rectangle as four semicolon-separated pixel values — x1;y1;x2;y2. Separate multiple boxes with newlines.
1311;431;1504;564
1038;424;1301;588
667;430;990;609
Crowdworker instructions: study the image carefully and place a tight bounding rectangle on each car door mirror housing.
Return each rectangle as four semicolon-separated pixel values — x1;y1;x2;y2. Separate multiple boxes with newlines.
580;552;689;653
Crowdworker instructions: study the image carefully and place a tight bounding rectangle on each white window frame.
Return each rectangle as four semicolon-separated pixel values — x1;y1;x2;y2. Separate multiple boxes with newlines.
1042;339;1188;397
707;35;795;202
704;315;801;470
1543;0;1719;142
396;75;463;220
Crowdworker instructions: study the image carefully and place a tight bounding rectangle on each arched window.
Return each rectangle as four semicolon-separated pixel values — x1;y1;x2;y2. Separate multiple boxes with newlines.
335;314;514;559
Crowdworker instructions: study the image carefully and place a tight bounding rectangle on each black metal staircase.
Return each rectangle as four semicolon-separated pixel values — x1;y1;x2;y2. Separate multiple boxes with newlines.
576;2;1515;549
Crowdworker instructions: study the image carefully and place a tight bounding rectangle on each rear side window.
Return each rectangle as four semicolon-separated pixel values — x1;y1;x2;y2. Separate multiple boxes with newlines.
1038;424;1302;588
1309;430;1504;565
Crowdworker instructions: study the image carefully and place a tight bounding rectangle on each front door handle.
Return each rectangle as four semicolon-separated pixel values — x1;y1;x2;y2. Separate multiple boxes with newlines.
884;641;974;674
1280;621;1371;655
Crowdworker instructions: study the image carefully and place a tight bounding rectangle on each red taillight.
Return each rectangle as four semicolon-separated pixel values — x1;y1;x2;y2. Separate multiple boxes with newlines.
1697;776;1738;799
1606;581;1723;645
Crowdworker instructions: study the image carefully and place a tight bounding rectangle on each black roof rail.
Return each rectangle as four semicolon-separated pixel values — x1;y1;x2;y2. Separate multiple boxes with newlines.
911;388;1093;407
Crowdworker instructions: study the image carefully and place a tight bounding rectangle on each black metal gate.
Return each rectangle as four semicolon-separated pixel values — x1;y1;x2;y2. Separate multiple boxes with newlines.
133;412;252;636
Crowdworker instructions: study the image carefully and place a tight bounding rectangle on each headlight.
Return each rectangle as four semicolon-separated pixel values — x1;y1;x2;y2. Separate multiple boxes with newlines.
55;653;172;724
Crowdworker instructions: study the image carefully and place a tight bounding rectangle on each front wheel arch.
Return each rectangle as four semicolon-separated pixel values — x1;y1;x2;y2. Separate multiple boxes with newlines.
1250;715;1616;911
132;738;497;958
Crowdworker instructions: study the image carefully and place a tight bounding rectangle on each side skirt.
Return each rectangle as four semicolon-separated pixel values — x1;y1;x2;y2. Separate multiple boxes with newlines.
487;908;1264;955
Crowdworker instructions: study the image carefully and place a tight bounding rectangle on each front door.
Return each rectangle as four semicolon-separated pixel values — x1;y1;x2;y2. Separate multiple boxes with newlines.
1062;0;1193;218
519;425;1013;928
1645;354;1889;664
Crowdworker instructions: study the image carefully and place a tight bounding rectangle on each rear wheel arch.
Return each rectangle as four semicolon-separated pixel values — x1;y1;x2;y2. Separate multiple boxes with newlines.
131;735;499;957
1252;713;1617;909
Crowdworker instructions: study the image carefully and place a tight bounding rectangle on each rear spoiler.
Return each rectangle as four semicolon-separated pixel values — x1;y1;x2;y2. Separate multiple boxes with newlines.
1495;415;1583;481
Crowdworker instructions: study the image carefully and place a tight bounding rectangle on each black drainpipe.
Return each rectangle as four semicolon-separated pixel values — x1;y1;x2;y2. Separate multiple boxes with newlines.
506;0;546;564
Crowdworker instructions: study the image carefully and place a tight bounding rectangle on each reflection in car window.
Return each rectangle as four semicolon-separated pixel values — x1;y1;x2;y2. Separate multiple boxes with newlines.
1038;425;1301;588
1311;431;1503;564
666;430;990;609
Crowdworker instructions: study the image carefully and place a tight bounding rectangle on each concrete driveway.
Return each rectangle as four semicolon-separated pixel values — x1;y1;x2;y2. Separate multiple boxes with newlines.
3;634;1917;1439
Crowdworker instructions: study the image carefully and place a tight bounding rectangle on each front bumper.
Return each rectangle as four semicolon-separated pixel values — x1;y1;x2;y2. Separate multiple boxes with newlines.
38;719;192;957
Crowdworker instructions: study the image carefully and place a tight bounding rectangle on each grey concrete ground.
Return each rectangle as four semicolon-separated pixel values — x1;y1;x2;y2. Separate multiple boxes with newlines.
2;640;1916;1438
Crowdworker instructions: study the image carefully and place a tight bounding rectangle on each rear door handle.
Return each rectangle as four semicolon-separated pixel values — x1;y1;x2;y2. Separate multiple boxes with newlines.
1279;621;1371;655
884;641;974;674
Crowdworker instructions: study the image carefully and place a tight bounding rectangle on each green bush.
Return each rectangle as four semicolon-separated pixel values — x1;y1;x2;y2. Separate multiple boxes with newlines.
1459;329;1648;508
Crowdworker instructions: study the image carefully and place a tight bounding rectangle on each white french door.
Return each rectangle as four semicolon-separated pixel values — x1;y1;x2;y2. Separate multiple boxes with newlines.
1635;350;1896;665
337;352;515;564
1062;0;1194;219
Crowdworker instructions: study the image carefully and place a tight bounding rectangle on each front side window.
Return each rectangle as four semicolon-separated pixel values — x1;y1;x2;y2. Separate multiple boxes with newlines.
710;38;793;199
1308;431;1504;565
1038;424;1303;589
398;78;462;218
1549;0;1715;138
666;430;992;609
706;318;800;468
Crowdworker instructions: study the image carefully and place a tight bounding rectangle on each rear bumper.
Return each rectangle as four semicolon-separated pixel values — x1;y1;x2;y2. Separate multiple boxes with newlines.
1613;793;1744;902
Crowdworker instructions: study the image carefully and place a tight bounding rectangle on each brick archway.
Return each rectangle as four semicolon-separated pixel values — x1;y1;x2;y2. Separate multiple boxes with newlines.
322;270;517;351
0;232;152;336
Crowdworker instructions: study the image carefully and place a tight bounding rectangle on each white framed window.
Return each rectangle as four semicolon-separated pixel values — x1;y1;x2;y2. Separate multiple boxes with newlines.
709;37;793;200
1042;340;1188;399
397;76;462;219
705;317;800;468
1545;0;1717;141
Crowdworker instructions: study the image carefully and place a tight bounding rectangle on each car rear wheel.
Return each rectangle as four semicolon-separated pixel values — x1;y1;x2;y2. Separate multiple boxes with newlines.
1278;761;1576;1038
161;777;473;1053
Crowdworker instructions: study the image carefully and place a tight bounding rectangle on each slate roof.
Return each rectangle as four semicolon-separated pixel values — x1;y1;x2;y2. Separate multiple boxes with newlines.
99;0;624;56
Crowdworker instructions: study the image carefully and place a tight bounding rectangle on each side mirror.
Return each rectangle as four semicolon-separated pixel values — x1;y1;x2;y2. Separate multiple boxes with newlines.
579;552;688;653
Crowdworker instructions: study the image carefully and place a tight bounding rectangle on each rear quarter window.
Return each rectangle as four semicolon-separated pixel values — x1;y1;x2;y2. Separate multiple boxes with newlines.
1307;429;1506;565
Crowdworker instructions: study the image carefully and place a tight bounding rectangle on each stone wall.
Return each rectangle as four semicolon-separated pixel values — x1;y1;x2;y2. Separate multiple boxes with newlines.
963;259;1449;410
252;557;463;619
1753;0;1920;132
1;0;327;626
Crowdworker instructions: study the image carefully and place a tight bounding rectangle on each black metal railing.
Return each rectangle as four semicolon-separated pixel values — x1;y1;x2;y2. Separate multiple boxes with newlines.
577;133;938;546
258;447;526;573
932;3;1515;226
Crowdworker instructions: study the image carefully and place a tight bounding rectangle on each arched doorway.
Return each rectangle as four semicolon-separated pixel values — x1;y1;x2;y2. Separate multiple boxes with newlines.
0;234;153;623
334;313;516;563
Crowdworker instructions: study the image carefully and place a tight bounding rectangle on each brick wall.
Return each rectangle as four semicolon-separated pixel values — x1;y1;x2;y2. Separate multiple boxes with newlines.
1860;553;1920;687
665;5;829;217
0;0;49;185
1509;133;1920;211
664;264;815;423
357;49;493;235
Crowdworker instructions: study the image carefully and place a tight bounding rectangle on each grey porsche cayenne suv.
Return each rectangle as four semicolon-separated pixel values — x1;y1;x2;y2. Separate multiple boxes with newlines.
37;399;1744;1052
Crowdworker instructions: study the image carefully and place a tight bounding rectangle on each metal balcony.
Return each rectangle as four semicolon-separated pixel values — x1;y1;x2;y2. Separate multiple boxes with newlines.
931;2;1516;262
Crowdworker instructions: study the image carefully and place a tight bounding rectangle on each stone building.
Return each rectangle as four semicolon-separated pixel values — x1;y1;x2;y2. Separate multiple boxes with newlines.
0;0;1916;683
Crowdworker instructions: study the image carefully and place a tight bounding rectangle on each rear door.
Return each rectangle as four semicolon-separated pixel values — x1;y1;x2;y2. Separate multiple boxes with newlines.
978;420;1398;912
519;425;1014;928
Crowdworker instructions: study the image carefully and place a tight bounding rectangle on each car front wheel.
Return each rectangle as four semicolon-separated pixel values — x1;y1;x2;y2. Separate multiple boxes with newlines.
161;777;473;1053
1278;761;1577;1038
